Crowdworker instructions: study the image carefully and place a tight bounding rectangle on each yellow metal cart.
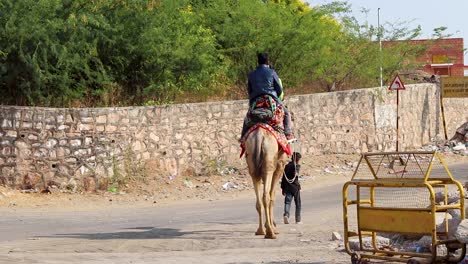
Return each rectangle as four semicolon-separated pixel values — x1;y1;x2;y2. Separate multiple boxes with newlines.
343;151;465;263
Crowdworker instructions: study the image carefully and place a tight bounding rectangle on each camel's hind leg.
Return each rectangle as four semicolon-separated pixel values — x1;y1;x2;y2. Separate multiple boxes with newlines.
251;176;265;236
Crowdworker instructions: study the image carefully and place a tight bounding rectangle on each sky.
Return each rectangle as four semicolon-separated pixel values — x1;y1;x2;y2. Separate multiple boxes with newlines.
306;0;468;70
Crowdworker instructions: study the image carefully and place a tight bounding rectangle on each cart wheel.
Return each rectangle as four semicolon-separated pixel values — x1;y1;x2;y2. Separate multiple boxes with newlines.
407;259;421;264
351;252;361;264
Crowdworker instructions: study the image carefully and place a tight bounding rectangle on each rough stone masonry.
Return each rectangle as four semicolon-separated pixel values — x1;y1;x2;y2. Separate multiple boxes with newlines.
0;84;466;191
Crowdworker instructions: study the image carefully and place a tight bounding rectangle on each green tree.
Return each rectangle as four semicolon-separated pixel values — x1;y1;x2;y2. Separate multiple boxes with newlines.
0;0;436;107
267;0;311;13
309;3;426;91
139;0;223;104
0;0;111;106
192;0;335;97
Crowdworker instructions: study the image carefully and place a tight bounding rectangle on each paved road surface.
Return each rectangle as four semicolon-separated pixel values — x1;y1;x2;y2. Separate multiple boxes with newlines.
0;162;466;263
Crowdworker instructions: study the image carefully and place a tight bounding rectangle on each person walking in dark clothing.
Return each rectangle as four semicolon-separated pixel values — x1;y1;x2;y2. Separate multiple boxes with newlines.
281;152;302;224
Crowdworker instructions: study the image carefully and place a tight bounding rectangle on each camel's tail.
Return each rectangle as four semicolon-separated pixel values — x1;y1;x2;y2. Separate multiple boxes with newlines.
251;131;264;178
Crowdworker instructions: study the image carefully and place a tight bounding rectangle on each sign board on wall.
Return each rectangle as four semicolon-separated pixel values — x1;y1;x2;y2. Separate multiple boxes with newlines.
432;54;448;64
441;76;468;98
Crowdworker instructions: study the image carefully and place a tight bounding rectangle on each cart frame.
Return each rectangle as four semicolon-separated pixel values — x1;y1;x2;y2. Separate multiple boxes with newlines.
343;151;465;263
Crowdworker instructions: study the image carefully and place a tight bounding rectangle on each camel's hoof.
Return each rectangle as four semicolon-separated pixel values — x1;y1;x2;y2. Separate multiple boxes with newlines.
270;226;279;234
255;229;266;236
265;230;277;239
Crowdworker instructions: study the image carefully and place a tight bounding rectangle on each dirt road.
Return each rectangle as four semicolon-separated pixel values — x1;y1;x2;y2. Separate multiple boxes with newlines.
0;180;349;263
0;161;466;264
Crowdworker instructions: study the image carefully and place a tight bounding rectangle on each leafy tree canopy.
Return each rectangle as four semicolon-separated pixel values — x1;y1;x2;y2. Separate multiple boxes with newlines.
0;0;430;107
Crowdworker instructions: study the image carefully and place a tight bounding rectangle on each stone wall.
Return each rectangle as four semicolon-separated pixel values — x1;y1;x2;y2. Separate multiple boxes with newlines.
0;84;466;190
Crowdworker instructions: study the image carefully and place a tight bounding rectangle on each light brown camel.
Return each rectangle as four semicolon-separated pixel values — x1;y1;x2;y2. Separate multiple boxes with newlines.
244;128;288;239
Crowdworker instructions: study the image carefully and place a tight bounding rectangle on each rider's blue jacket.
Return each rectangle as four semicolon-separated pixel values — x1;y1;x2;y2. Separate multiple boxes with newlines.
247;64;284;105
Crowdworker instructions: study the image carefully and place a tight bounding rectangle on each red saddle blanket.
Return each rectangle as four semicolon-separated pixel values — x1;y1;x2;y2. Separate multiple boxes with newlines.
239;95;291;158
239;123;291;158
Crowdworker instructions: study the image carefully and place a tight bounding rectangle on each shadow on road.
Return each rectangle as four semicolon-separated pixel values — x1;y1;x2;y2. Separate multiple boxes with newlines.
267;262;327;264
39;226;250;240
227;261;330;264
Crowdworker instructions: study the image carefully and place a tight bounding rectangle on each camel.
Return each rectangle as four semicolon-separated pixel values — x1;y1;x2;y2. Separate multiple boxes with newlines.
244;127;288;239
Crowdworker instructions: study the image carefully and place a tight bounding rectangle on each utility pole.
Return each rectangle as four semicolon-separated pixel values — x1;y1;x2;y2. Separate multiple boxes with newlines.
378;8;383;87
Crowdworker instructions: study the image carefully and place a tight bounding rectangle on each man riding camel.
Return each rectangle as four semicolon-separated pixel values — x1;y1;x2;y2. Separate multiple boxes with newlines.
241;52;296;142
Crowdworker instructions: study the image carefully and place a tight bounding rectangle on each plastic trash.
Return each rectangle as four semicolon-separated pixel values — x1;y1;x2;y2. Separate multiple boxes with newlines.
183;179;194;188
222;182;238;190
453;143;467;151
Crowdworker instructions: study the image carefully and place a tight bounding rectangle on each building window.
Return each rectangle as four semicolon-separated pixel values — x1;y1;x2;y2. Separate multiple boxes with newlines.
433;67;449;76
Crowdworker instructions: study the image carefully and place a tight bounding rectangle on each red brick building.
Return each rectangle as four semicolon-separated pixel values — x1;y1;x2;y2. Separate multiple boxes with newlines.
408;38;465;76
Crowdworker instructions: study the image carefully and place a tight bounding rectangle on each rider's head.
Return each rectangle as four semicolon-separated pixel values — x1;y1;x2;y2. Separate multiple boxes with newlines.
257;53;269;65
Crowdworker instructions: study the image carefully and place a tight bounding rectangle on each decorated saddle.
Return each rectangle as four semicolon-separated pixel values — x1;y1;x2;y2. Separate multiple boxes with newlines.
239;95;291;157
